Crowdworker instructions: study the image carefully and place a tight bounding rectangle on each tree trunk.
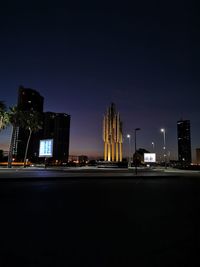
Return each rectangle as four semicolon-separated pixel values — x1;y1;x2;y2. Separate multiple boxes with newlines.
23;128;32;168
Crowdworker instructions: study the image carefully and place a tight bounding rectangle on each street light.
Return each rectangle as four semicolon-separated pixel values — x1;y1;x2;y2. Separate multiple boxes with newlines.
151;141;155;152
160;128;167;169
134;128;141;175
127;134;131;168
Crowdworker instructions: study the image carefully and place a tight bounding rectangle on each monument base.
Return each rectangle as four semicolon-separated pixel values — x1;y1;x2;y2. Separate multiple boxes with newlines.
97;161;128;168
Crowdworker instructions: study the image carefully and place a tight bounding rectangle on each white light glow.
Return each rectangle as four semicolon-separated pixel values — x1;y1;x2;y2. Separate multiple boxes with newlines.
144;153;156;163
39;139;53;157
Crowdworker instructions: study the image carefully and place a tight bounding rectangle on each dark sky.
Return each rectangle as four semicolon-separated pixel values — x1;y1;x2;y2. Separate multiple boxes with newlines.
0;1;199;160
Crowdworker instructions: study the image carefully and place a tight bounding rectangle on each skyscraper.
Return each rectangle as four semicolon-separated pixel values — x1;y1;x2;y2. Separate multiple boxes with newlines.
12;86;44;161
177;119;192;165
43;112;70;162
103;103;123;162
17;86;44;113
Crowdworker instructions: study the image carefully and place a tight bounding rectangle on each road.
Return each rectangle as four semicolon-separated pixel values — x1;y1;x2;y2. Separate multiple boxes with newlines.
1;166;200;179
0;167;200;266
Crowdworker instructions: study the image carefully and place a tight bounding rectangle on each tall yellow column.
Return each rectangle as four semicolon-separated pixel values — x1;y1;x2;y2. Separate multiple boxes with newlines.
112;142;115;161
104;143;107;161
116;143;119;162
103;103;123;162
108;144;111;161
119;143;122;162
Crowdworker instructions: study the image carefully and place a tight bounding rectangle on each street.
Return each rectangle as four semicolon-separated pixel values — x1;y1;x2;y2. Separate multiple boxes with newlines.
1;166;200;179
0;168;199;266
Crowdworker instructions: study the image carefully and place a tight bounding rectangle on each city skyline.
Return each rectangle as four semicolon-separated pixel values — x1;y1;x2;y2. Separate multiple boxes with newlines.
0;2;200;160
0;87;198;161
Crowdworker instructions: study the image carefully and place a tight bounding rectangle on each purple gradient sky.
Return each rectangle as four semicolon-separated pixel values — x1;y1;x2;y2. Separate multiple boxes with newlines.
0;1;200;160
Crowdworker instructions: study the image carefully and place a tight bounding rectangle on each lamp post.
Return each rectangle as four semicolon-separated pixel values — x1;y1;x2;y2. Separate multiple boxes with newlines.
160;128;167;169
134;128;141;175
151;141;155;152
127;134;131;168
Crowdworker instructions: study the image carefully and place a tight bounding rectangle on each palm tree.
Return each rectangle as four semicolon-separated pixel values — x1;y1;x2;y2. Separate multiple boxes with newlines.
7;106;23;168
0;101;9;131
0;101;9;165
7;107;43;168
23;111;43;167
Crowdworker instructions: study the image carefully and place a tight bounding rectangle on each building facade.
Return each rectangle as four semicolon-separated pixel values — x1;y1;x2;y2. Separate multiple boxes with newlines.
10;86;71;164
12;86;44;161
103;103;123;162
43;112;70;162
177;119;192;165
17;86;44;113
78;155;88;164
196;148;200;165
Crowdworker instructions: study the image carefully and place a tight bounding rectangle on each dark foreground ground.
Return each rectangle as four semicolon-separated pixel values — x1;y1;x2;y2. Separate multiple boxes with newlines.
0;175;200;266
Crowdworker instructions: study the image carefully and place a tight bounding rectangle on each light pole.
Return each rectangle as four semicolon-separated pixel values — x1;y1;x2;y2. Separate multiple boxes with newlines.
160;128;167;169
127;134;131;168
151;142;155;152
134;128;141;175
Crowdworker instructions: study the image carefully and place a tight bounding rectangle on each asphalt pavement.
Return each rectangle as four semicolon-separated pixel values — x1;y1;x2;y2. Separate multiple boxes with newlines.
0;168;200;266
0;166;200;179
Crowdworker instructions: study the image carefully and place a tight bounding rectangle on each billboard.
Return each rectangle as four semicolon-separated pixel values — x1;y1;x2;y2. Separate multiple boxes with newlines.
144;153;156;163
39;139;53;157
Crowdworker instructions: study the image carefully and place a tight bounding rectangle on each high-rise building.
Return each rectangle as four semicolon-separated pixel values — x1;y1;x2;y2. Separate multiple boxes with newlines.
196;148;200;165
43;112;70;162
177;119;192;165
17;86;44;113
12;86;44;161
103;103;123;162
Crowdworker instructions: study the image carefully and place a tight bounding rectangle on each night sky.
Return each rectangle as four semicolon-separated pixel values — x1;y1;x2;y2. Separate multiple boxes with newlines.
0;1;199;160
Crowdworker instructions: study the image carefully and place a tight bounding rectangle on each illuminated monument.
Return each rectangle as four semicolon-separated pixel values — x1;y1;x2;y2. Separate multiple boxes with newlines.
103;103;123;162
